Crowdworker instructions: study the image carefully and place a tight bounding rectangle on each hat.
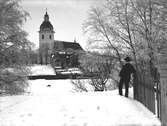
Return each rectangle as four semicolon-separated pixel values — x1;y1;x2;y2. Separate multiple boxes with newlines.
124;56;132;62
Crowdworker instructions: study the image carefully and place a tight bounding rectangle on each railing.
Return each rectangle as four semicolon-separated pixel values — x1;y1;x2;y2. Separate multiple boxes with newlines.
133;73;161;118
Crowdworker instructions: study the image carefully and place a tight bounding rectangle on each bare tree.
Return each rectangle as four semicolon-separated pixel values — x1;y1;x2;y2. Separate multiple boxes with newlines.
83;0;167;81
83;7;124;67
72;52;118;92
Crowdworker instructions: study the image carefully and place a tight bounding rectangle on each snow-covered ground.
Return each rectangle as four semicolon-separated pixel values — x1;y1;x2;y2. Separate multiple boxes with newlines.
0;65;161;126
29;65;56;75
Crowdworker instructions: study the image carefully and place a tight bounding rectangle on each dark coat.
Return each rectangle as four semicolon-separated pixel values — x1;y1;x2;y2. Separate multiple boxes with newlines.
119;63;136;80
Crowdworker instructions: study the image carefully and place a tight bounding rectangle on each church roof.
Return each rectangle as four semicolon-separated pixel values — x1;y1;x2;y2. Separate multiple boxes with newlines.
53;40;83;52
40;21;53;31
40;11;54;31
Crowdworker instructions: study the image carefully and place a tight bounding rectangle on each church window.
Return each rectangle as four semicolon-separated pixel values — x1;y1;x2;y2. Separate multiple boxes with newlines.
42;34;44;39
49;35;52;39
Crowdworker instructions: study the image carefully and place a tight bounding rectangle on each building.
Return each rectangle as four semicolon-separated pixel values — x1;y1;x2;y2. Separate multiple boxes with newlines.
38;11;83;68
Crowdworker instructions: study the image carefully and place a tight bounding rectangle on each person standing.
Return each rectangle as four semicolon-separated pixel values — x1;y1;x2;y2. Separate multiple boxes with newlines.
119;56;136;97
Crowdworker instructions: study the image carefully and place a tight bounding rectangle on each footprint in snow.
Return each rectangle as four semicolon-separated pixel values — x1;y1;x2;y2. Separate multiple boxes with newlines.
28;113;32;116
97;106;100;110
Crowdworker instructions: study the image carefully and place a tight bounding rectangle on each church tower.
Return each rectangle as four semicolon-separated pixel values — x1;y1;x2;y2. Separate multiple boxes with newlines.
39;10;55;64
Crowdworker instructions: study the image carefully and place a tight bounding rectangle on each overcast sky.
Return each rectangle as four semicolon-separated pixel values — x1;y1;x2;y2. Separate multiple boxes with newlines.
21;0;103;49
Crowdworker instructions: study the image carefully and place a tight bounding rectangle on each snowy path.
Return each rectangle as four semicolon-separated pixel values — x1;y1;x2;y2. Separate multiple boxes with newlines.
0;80;160;126
0;65;161;126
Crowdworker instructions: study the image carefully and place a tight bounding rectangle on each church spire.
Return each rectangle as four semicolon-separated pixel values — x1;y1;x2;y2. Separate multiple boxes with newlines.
40;9;54;31
44;8;49;21
74;37;77;43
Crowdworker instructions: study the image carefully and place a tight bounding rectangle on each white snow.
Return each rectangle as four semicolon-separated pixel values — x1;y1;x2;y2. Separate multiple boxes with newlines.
28;65;56;75
0;65;161;126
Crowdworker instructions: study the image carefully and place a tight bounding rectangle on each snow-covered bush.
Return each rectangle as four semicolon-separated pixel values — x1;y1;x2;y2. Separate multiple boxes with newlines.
0;67;29;95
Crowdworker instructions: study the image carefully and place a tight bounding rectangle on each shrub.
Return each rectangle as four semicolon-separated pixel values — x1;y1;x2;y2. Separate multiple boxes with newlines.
0;67;29;95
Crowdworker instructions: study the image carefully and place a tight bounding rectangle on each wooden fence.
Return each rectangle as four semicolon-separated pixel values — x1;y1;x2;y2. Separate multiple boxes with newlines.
133;73;161;118
158;63;167;125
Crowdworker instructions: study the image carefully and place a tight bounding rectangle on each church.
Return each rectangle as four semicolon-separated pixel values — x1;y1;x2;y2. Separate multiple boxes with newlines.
38;11;83;68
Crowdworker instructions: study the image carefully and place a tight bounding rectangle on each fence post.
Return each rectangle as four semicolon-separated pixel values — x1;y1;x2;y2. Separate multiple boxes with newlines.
133;73;138;100
157;54;167;125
